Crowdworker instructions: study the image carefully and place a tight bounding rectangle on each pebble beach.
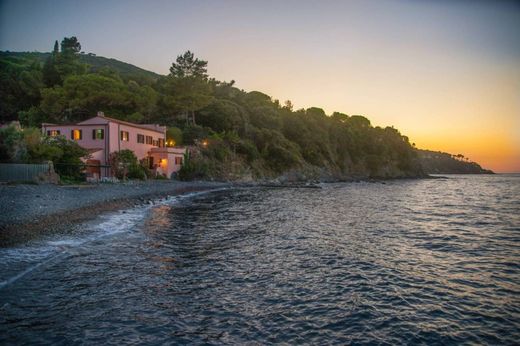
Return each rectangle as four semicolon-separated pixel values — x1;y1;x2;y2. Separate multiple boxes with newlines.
0;180;228;246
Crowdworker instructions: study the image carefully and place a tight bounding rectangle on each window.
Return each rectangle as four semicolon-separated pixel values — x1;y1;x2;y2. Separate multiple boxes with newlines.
152;140;158;147
121;131;129;141
47;130;60;137
146;136;153;145
175;157;183;165
92;129;104;140
137;134;145;144
71;129;82;140
158;138;165;148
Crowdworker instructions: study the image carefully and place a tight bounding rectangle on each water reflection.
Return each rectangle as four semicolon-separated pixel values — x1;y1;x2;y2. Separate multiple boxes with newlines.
1;175;519;344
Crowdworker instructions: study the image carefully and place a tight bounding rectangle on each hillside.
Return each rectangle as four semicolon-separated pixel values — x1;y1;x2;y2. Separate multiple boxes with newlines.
0;39;493;181
0;51;160;84
418;149;493;174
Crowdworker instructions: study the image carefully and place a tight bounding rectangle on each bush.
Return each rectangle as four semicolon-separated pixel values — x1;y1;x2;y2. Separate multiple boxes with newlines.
50;136;89;180
182;125;209;145
109;149;146;180
178;152;209;180
237;139;259;162
264;143;301;173
166;127;183;146
202;137;232;162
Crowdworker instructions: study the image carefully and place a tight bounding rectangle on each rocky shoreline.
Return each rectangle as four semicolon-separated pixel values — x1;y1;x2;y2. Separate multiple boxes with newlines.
0;175;438;247
0;180;229;246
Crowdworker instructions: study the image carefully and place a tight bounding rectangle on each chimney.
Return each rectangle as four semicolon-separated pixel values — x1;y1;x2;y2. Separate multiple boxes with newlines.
97;111;104;117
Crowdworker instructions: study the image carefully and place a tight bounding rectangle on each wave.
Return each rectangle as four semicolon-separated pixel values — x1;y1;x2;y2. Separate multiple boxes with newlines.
0;187;228;290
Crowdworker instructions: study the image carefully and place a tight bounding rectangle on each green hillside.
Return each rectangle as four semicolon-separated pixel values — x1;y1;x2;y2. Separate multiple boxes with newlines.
418;149;493;174
0;37;492;181
0;51;160;84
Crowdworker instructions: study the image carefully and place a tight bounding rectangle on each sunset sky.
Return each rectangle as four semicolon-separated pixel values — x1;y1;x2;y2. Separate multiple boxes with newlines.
1;0;519;172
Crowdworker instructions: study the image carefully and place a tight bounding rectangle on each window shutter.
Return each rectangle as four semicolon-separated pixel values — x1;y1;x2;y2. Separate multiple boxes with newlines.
47;130;50;136
71;130;74;139
79;130;82;140
93;129;96;140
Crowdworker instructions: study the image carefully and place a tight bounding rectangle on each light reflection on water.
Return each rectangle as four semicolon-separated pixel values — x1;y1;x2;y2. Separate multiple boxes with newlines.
1;175;519;344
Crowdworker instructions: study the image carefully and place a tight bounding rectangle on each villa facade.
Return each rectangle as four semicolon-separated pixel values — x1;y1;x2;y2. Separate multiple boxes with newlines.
42;113;186;179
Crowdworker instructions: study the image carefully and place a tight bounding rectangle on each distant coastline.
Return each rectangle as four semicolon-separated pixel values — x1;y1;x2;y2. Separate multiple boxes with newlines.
417;149;494;174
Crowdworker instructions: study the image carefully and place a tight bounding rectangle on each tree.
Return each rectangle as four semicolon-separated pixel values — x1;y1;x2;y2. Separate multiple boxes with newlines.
283;100;294;111
198;99;245;133
166;127;183;146
169;50;208;79
160;51;212;125
50;135;89;180
39;73;155;123
109;149;145;180
0;125;89;179
42;55;61;87
55;36;86;78
0;123;26;162
60;36;81;55
43;41;62;87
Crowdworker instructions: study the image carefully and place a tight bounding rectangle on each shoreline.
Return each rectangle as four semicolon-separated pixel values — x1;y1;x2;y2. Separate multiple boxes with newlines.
0;181;229;247
0;175;457;247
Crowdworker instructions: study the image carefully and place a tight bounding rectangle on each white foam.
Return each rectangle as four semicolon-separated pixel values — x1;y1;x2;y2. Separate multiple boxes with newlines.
0;187;228;290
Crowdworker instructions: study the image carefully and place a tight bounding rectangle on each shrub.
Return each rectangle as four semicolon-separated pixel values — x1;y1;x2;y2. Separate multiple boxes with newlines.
166;127;183;146
237;139;259;162
50;136;89;180
178;152;209;180
182;125;209;145
109;149;146;180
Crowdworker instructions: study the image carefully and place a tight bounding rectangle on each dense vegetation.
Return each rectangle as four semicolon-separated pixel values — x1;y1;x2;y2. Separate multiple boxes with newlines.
0;123;89;180
1;36;451;181
418;150;493;174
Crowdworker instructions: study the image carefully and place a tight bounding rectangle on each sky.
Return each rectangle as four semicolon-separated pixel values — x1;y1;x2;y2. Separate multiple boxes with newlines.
1;0;519;172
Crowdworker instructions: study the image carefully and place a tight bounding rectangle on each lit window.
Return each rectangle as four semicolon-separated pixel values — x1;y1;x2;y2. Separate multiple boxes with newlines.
146;136;153;145
175;157;183;165
71;129;82;140
47;130;60;137
120;131;129;141
92;129;104;140
137;134;145;143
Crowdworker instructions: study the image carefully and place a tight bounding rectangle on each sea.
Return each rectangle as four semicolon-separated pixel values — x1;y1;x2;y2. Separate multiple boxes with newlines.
1;174;519;345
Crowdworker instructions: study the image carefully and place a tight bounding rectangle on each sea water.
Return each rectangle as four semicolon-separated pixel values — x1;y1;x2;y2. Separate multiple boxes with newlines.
1;175;519;344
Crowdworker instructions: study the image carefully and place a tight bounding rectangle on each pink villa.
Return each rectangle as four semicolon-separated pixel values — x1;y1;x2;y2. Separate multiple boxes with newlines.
42;112;186;179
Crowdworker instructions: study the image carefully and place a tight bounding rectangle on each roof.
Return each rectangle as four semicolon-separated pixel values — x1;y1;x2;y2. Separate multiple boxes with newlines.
78;115;166;134
43;115;166;134
150;147;187;154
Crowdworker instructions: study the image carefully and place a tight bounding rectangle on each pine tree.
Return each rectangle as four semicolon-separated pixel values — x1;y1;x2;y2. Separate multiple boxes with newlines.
42;40;62;87
169;51;208;79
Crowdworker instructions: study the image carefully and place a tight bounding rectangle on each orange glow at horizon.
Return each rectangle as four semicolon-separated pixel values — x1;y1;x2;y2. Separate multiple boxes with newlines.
210;39;520;173
1;1;518;172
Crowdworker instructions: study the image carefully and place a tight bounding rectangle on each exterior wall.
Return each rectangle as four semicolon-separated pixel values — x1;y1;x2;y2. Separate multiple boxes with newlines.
115;123;164;161
90;150;104;162
149;147;187;178
108;122;120;154
42;124;109;164
42;115;172;179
